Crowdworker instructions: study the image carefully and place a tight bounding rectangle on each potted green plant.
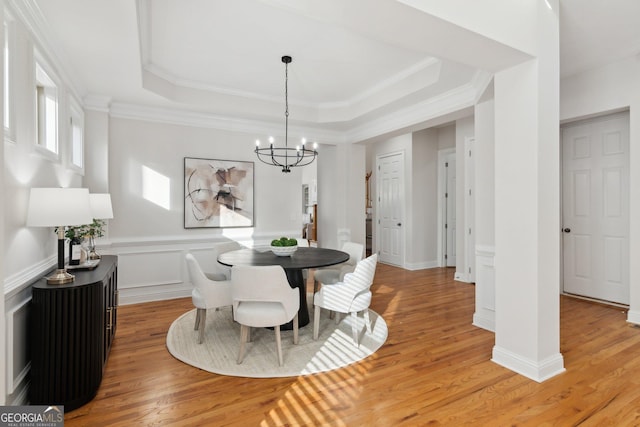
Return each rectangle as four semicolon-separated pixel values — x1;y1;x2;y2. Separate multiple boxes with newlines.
58;219;106;263
84;219;106;260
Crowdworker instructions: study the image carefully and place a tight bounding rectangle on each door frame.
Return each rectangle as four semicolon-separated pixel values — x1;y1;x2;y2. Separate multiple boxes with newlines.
437;147;455;267
375;150;405;267
560;110;630;305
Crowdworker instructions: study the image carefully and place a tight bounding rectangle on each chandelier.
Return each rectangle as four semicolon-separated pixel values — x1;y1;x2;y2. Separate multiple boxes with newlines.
254;55;317;173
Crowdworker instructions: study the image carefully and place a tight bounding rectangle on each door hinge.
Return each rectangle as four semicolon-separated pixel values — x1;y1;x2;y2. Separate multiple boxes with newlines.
445;162;448;167
469;228;472;235
445;223;448;229
445;254;448;260
445;192;448;198
468;267;471;274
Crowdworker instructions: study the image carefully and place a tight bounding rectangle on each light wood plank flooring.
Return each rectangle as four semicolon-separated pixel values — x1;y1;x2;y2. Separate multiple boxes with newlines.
64;264;640;426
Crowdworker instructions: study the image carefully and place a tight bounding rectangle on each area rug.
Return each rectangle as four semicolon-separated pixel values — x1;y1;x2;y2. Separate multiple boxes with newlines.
166;296;388;378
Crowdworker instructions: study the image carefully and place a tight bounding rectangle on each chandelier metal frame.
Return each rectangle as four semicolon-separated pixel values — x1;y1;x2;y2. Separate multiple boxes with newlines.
254;55;317;173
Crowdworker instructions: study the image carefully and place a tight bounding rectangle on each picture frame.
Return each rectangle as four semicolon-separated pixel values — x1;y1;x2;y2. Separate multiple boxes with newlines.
184;157;254;228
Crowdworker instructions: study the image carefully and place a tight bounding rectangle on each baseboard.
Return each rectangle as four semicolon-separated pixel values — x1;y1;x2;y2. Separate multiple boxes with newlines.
454;271;470;282
627;309;640;325
492;345;565;382
119;284;191;306
404;260;439;271
472;312;495;332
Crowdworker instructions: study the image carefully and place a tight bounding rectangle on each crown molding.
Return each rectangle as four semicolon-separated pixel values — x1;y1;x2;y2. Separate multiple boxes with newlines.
108;102;346;144
346;83;477;143
8;0;86;100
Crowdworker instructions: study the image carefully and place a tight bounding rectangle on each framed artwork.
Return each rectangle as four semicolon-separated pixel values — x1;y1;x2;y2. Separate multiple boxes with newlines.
184;157;254;228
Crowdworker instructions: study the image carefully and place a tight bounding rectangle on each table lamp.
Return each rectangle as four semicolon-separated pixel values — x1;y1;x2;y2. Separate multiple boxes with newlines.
26;187;93;284
88;193;114;260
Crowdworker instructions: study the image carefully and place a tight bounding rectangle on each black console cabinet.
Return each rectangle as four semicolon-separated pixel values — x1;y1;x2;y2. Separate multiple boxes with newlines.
30;255;118;411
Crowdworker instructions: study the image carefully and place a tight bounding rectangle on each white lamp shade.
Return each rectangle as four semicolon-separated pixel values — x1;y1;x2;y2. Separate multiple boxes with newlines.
26;188;93;227
89;193;114;219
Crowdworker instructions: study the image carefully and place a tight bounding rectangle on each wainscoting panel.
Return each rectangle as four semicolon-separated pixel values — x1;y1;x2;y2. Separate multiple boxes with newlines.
473;245;495;332
6;297;30;394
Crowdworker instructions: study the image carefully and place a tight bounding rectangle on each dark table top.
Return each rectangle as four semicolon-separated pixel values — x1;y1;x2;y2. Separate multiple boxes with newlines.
218;247;349;270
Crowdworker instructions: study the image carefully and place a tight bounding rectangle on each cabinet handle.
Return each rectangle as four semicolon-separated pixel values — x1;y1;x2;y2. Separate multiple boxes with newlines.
106;307;113;330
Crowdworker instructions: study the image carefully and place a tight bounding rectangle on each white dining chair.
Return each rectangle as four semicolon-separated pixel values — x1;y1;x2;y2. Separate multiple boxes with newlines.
206;240;242;281
231;265;299;366
185;253;233;344
313;241;364;292
313;253;378;346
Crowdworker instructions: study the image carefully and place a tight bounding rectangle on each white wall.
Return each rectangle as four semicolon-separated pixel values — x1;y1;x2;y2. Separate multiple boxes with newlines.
560;56;640;323
473;88;496;331
455;116;474;281
2;7;86;404
103;115;305;303
409;128;439;268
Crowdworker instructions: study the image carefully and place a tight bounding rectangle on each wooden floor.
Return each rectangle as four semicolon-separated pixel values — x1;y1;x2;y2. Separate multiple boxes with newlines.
64;264;640;426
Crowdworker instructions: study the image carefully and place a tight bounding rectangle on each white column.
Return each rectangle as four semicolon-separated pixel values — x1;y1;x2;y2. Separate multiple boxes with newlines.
492;1;564;381
628;60;640;324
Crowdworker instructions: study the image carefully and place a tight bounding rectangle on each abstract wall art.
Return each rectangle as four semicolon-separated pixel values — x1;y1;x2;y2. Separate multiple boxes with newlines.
184;157;254;228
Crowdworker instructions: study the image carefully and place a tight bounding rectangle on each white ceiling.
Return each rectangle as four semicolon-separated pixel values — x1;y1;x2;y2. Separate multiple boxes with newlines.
26;0;640;141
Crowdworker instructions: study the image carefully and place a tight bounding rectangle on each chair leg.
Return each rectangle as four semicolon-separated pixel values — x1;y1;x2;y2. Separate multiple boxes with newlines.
350;311;360;346
237;324;249;364
198;309;207;344
293;313;299;344
363;309;372;334
313;305;321;340
194;308;202;331
275;325;283;366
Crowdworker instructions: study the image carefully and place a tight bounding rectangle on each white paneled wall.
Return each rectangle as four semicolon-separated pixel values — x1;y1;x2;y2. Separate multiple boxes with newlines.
473;245;495;331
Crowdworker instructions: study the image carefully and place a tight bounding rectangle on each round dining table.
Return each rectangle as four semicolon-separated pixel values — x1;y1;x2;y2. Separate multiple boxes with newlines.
218;247;349;328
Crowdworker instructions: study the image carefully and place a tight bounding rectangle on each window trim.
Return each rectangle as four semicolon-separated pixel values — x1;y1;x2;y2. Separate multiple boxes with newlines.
68;95;85;173
3;17;16;143
33;51;60;160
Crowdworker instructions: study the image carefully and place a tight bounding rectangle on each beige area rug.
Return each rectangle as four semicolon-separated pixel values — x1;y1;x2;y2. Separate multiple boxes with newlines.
166;295;388;378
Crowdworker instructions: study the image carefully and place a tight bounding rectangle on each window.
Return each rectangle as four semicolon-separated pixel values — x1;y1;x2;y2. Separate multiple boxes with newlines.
69;99;84;169
35;61;58;154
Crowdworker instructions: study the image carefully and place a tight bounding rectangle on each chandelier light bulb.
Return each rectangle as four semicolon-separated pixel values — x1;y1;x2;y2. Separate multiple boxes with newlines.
255;139;260;147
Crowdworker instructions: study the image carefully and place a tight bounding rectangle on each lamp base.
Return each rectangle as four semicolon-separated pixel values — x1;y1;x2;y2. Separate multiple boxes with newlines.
46;269;75;285
88;250;101;260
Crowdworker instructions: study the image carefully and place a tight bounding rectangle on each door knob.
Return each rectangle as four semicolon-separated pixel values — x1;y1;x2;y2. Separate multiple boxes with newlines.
563;228;571;233
397;223;402;226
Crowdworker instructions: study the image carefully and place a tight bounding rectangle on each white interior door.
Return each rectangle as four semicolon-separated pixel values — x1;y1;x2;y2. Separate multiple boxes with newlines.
445;152;456;267
377;152;404;266
562;112;629;304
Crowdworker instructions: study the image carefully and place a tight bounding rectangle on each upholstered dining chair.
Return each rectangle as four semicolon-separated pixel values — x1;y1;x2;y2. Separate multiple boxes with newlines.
205;240;242;281
231;265;299;366
313;241;364;292
313;253;378;346
185;253;233;344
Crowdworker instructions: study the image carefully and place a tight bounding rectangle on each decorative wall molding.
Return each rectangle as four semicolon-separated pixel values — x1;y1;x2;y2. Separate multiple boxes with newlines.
474;244;495;332
3;256;55;298
6;298;31;394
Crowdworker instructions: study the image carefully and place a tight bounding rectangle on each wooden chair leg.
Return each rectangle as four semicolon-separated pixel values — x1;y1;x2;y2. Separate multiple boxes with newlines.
194;308;202;331
237;324;248;364
198;309;207;344
293;313;299;345
275;325;283;366
313;305;321;340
